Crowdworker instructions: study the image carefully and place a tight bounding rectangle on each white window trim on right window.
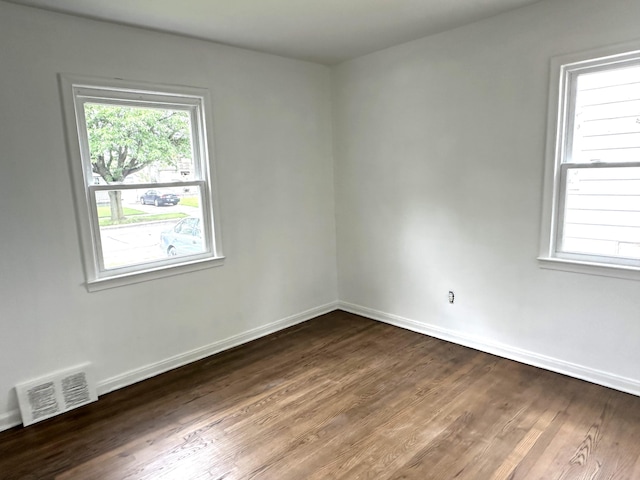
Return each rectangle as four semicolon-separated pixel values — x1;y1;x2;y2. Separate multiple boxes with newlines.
539;41;640;281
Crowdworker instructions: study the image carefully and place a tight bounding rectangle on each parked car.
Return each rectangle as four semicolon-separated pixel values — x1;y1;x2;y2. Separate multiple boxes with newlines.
140;189;179;206
160;217;204;257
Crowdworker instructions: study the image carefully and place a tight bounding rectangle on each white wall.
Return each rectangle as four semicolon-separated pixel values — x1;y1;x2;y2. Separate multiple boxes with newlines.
332;0;640;392
3;0;640;432
0;2;337;428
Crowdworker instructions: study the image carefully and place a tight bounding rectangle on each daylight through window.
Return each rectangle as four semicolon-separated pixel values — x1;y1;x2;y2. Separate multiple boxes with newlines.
60;76;223;289
541;48;640;274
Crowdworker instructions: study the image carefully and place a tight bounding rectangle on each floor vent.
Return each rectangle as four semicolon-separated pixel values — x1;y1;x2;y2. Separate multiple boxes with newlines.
16;364;97;426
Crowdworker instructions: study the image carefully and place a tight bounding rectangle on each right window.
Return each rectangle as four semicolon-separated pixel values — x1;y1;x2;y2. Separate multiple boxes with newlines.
541;46;640;276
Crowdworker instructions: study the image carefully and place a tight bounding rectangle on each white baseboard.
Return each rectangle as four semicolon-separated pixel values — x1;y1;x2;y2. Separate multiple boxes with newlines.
0;301;339;433
97;301;339;396
6;299;633;434
339;301;640;397
0;409;21;433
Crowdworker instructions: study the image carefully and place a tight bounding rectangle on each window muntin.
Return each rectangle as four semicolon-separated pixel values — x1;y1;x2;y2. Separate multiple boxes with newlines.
60;75;223;289
543;49;640;273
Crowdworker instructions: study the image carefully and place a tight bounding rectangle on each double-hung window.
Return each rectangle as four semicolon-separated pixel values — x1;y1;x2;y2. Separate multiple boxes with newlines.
60;75;223;290
540;45;640;279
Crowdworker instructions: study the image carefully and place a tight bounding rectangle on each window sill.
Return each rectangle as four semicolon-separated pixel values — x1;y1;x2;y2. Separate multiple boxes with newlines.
86;255;225;292
537;256;640;282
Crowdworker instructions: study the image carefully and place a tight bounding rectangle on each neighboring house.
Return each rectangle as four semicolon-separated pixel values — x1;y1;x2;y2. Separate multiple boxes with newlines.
93;160;194;204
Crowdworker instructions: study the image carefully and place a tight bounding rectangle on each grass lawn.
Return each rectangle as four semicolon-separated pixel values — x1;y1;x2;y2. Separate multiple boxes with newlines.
179;196;199;208
99;212;188;227
97;206;146;218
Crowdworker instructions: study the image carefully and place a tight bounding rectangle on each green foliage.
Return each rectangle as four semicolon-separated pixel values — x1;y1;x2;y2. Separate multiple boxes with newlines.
84;104;192;183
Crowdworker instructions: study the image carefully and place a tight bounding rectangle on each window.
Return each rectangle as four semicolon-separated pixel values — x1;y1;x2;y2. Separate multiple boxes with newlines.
540;44;640;279
60;75;223;290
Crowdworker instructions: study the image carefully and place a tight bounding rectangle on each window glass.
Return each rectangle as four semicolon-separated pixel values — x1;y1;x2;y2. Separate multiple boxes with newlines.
60;75;223;289
541;48;640;275
570;65;640;164
561;166;640;260
96;186;206;269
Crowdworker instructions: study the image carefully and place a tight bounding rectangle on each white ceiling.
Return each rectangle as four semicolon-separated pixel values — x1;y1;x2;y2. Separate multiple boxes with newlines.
6;0;543;65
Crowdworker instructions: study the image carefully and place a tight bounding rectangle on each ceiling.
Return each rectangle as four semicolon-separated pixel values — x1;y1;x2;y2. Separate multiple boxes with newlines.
6;0;543;65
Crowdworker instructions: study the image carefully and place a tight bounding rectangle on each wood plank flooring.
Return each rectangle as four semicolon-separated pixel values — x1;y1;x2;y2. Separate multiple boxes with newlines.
1;310;640;479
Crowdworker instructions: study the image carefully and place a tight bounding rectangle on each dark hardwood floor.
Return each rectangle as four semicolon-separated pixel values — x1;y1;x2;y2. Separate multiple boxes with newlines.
2;310;640;479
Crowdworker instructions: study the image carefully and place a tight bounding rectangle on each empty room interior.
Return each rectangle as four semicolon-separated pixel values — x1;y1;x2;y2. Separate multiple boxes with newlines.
1;0;640;478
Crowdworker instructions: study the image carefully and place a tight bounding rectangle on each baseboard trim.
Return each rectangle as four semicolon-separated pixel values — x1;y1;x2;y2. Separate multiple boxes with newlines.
339;301;640;397
0;409;21;433
98;301;339;396
0;302;339;433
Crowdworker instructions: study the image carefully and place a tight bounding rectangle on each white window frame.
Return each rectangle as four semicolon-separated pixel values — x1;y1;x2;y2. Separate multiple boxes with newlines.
60;74;224;291
539;41;640;281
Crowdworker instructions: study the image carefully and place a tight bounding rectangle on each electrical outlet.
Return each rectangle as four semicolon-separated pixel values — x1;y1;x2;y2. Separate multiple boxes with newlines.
448;291;455;304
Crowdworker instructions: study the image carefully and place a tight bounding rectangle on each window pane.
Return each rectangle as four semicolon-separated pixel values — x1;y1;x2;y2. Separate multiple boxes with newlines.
97;186;206;270
83;103;195;185
561;166;640;260
571;64;640;163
